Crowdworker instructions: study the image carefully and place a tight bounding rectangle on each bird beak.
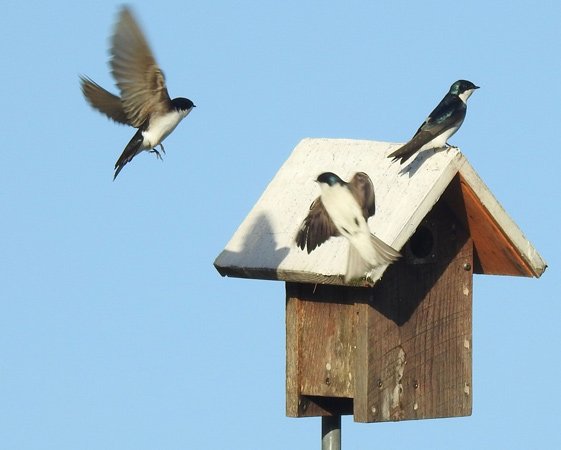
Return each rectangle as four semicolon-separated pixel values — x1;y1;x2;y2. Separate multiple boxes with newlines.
474;85;480;89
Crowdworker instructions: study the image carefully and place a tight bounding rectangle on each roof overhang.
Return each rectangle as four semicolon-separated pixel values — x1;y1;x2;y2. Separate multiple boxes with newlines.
214;138;546;286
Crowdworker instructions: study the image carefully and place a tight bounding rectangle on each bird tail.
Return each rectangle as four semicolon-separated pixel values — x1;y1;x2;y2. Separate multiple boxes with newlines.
370;234;402;264
114;129;144;180
387;143;416;164
345;245;370;283
345;234;401;282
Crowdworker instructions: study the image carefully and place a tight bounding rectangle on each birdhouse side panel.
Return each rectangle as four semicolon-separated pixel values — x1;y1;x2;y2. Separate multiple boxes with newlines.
354;202;473;422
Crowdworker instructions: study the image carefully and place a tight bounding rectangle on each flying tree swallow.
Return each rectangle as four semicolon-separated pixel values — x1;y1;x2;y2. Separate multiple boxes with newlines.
295;172;401;282
80;6;195;179
388;80;479;164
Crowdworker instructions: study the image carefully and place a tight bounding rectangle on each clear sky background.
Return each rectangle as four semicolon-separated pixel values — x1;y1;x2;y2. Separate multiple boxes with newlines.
1;1;559;448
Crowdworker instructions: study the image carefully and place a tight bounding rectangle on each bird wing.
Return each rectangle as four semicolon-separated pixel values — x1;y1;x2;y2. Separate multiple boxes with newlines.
388;94;465;162
295;198;340;253
110;6;172;128
348;172;376;219
80;76;130;125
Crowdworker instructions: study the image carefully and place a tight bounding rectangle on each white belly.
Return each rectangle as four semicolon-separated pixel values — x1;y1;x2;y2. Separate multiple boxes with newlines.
419;120;463;151
320;184;382;266
141;110;190;150
321;184;367;236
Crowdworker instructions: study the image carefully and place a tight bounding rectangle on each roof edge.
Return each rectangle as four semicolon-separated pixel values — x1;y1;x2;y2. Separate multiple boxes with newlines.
458;161;547;277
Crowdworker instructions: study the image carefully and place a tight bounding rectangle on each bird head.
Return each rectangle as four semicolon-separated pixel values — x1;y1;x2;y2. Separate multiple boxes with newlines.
316;172;344;187
450;80;480;102
172;97;196;112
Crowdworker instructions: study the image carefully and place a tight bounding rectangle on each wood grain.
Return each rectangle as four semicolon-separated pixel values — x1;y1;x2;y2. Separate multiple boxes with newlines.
286;202;473;422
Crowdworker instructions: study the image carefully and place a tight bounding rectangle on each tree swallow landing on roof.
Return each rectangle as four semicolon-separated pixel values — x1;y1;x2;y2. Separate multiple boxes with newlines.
388;80;479;164
295;172;401;282
80;6;196;180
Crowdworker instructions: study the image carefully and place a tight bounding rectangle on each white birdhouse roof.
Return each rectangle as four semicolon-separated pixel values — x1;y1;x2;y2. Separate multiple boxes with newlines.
214;138;546;286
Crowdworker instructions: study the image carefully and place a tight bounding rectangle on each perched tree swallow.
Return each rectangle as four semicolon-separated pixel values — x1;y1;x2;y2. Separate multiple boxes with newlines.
296;172;401;282
388;80;479;164
80;6;196;179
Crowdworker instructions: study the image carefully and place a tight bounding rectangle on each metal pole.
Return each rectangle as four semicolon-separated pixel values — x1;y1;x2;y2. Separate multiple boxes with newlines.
321;415;341;450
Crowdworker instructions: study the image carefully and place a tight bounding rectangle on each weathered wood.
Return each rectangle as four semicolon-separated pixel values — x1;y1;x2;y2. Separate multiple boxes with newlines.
214;137;545;426
286;202;473;422
354;202;473;422
214;138;545;286
286;283;358;417
458;173;541;276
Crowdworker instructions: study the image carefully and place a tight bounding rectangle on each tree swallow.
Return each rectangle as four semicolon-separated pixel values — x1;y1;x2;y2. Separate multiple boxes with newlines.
388;80;479;164
296;172;401;282
80;7;196;179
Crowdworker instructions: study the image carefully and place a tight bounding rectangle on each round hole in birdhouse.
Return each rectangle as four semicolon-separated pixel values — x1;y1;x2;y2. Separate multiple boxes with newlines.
409;225;434;259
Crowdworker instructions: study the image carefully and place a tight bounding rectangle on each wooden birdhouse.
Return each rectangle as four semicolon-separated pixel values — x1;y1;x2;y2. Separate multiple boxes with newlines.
214;138;546;423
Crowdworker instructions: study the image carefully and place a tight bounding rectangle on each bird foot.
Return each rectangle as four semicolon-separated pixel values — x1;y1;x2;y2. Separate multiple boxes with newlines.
150;148;164;161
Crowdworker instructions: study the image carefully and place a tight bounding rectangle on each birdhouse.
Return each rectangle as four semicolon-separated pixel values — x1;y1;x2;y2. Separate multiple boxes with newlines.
214;138;546;423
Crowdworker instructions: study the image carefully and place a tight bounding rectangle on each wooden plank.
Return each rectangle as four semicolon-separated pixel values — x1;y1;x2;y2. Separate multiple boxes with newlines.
457;167;547;277
285;286;300;417
286;283;356;417
354;202;473;422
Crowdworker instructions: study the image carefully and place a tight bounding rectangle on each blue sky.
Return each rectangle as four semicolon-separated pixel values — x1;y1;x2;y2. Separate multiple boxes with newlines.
1;1;559;448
